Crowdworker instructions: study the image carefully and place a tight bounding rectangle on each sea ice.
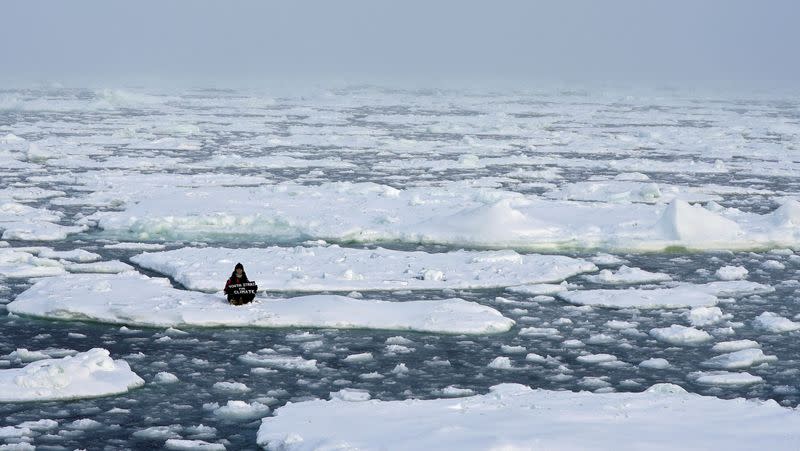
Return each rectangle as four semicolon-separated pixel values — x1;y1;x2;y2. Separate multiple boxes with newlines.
753;312;800;333
64;260;134;274
715;265;749;281
576;354;618;364
86;180;800;252
213;400;270;421
711;340;761;353
505;283;567;296
212;382;251;393
544;178;720;204
691;371;764;386
582;265;671;285
8;273;514;334
685;306;726;326
238;350;319;372
0;249;65;278
153;372;180;384
26;248;100;262
257;383;800;450
0;348;143;402
639;358;671;369
701;349;778;370
558;281;771;309
649;325;713;346
164;439;226;450
130;245;596;292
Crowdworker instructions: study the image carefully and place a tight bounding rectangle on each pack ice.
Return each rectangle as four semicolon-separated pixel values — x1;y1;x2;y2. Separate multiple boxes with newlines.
557;280;773;309
0;200;85;241
7;273;514;334
257;383;800;450
84;180;800;251
0;348;143;402
130;245;597;292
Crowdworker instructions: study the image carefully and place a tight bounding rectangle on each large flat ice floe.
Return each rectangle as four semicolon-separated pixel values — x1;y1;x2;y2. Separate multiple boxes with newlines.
557;280;773;309
7;273;514;334
0;348;143;402
0;200;86;241
256;383;800;450
83;180;800;251
131;246;597;292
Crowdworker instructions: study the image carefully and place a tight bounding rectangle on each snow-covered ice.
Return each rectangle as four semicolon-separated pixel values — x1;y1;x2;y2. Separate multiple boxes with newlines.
505;282;567;296
639;358;671;369
64;260;134;274
753;312;800;333
0;348;143;402
213;400;270;421
702;348;778;369
711;340;761;353
557;280;771;309
257;383;800;450
4;85;800;449
649;325;714;346
165;439;226;450
131;245;597;292
691;371;765;386
0;248;65;278
581;265;671;285
716;265;749;281
86;180;800;252
686;306;726;326
8;273;514;334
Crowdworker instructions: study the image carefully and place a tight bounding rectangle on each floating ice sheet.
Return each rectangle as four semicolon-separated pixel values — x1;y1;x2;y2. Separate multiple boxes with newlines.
7;273;514;334
0;348;143;402
131;245;597;292
581;265;671;285
557;281;772;309
257;383;800;450
86;180;800;252
0;249;65;278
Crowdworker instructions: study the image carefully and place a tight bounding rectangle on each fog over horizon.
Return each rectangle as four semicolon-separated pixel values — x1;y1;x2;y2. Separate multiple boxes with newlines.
2;0;799;90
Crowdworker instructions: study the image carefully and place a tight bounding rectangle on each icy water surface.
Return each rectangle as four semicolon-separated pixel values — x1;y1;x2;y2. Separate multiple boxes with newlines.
1;85;799;449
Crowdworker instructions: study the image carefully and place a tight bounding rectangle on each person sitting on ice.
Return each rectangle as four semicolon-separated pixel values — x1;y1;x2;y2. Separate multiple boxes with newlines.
223;262;257;305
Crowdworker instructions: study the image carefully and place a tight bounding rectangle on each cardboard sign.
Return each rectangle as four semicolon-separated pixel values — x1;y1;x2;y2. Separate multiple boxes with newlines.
227;281;258;303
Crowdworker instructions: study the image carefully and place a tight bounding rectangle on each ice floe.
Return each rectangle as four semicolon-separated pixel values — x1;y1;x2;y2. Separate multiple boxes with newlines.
715;265;749;281
649;325;713;346
711;340;761;353
685;306;726;326
20;247;100;262
639;358;671;369
84;180;800;252
690;371;764;386
64;260;134;274
8;273;513;334
165;439;226;450
576;353;618;364
544;178;721;204
212;400;270;421
0;348;143;402
557;280;772;309
753;312;800;333
505;282;568;296
0;249;65;278
257;383;800;450
581;265;671;285
131;245;596;292
153;372;180;384
702;348;778;370
0;220;85;241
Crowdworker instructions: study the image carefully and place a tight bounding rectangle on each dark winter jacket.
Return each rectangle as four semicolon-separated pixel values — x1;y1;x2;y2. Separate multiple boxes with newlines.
224;271;250;295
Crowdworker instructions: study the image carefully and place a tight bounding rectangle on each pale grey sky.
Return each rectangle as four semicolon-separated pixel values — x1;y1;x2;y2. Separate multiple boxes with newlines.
2;0;798;87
